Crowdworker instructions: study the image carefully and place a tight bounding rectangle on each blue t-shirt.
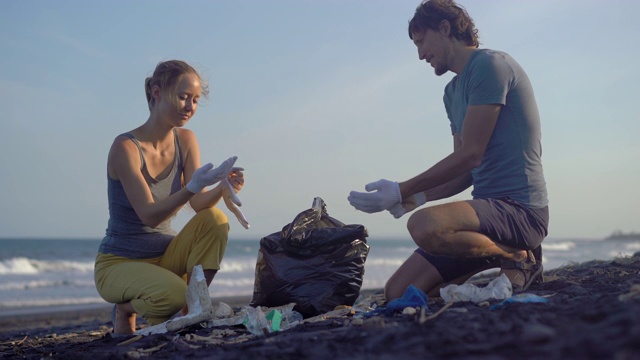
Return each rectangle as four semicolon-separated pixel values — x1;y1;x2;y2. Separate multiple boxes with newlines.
444;49;548;208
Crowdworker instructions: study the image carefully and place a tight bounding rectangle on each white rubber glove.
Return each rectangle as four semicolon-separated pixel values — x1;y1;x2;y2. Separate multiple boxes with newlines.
348;179;402;213
186;156;237;194
387;192;427;219
222;174;250;229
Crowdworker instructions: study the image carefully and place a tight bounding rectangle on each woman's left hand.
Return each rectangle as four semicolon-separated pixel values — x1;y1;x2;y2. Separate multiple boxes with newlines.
226;167;244;193
222;167;249;229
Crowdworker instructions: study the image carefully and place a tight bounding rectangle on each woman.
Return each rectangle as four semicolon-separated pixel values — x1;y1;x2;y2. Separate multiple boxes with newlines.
94;60;244;335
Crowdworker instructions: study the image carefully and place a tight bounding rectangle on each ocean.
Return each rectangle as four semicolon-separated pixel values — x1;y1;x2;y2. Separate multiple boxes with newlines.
1;236;638;311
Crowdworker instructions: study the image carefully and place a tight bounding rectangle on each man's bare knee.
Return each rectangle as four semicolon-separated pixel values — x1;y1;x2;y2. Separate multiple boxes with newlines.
407;210;448;255
408;210;433;239
384;280;405;302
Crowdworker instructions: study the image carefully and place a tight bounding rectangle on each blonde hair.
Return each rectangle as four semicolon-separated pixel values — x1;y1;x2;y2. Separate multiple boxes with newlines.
144;60;210;110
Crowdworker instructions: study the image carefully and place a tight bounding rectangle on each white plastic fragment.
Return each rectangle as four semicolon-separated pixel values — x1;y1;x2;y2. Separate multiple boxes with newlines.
402;307;417;315
242;306;271;336
440;273;513;303
136;265;215;335
214;302;234;318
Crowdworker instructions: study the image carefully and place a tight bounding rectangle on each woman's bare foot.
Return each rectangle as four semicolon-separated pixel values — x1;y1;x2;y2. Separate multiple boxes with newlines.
114;302;137;335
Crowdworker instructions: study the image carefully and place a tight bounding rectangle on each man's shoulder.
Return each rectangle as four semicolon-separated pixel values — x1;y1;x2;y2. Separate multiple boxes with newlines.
468;49;526;80
472;49;512;65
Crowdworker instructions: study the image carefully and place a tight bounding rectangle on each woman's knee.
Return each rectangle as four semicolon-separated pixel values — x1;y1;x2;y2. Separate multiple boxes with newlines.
139;278;187;325
195;207;229;226
192;207;230;241
159;280;187;312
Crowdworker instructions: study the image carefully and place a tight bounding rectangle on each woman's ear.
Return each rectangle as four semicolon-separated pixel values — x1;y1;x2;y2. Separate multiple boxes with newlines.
151;85;162;101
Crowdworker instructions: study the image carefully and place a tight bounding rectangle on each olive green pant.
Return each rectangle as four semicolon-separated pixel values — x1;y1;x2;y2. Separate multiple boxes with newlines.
94;208;229;325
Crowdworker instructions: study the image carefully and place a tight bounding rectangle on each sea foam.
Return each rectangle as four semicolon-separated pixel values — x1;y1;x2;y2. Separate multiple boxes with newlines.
0;257;94;275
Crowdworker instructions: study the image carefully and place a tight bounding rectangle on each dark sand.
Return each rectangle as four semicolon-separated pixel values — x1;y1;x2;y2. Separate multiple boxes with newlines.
1;255;639;360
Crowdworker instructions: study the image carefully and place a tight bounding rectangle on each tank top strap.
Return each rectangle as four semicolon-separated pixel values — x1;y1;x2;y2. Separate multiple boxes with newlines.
119;132;146;169
172;128;183;170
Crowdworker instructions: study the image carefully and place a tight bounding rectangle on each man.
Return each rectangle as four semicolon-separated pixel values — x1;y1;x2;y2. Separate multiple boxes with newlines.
348;0;549;300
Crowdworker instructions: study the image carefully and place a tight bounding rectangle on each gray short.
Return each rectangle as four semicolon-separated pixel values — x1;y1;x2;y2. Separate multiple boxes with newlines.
415;198;549;282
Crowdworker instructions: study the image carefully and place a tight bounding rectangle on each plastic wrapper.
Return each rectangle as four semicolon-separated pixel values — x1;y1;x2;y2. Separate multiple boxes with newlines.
242;306;271;336
490;293;549;310
250;197;369;318
440;273;512;303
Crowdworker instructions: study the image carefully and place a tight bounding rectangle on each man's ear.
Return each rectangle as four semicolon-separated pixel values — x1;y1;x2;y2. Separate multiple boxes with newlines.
439;20;451;36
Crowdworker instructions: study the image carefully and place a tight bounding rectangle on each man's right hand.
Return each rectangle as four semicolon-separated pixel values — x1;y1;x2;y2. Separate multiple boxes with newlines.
348;179;402;213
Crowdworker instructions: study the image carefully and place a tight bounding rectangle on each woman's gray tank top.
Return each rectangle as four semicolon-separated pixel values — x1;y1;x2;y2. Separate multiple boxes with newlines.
98;129;184;259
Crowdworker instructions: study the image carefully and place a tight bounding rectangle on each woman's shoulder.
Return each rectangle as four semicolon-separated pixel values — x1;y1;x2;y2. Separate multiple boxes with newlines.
175;127;198;146
109;133;140;160
107;133;143;179
175;127;195;138
110;133;135;148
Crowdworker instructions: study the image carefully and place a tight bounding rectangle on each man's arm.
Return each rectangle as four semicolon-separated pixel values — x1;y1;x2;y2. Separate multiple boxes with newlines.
348;104;501;215
421;172;472;201
385;129;473;218
420;131;472;201
399;104;501;199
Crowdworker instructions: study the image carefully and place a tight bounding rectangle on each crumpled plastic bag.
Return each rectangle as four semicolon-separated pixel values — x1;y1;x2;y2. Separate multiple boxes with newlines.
242;306;271;336
250;197;369;318
368;284;428;316
490;293;548;310
386;284;428;311
440;273;512;303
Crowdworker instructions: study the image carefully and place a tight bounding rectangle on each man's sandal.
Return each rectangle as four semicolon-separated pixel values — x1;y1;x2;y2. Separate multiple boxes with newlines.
500;250;544;293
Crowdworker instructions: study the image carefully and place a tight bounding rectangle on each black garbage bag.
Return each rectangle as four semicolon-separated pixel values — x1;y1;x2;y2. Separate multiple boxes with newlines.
250;197;369;318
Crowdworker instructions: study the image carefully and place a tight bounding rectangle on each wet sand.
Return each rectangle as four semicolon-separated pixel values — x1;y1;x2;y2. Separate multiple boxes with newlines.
1;255;639;359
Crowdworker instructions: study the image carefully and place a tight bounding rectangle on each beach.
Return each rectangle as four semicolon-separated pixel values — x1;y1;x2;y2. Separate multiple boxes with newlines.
1;254;639;360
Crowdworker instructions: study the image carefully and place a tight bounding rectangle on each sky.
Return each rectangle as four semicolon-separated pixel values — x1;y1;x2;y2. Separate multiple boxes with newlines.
0;0;638;242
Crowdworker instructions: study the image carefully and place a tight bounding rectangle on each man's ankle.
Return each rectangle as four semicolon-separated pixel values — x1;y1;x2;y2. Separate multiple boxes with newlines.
510;250;527;262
